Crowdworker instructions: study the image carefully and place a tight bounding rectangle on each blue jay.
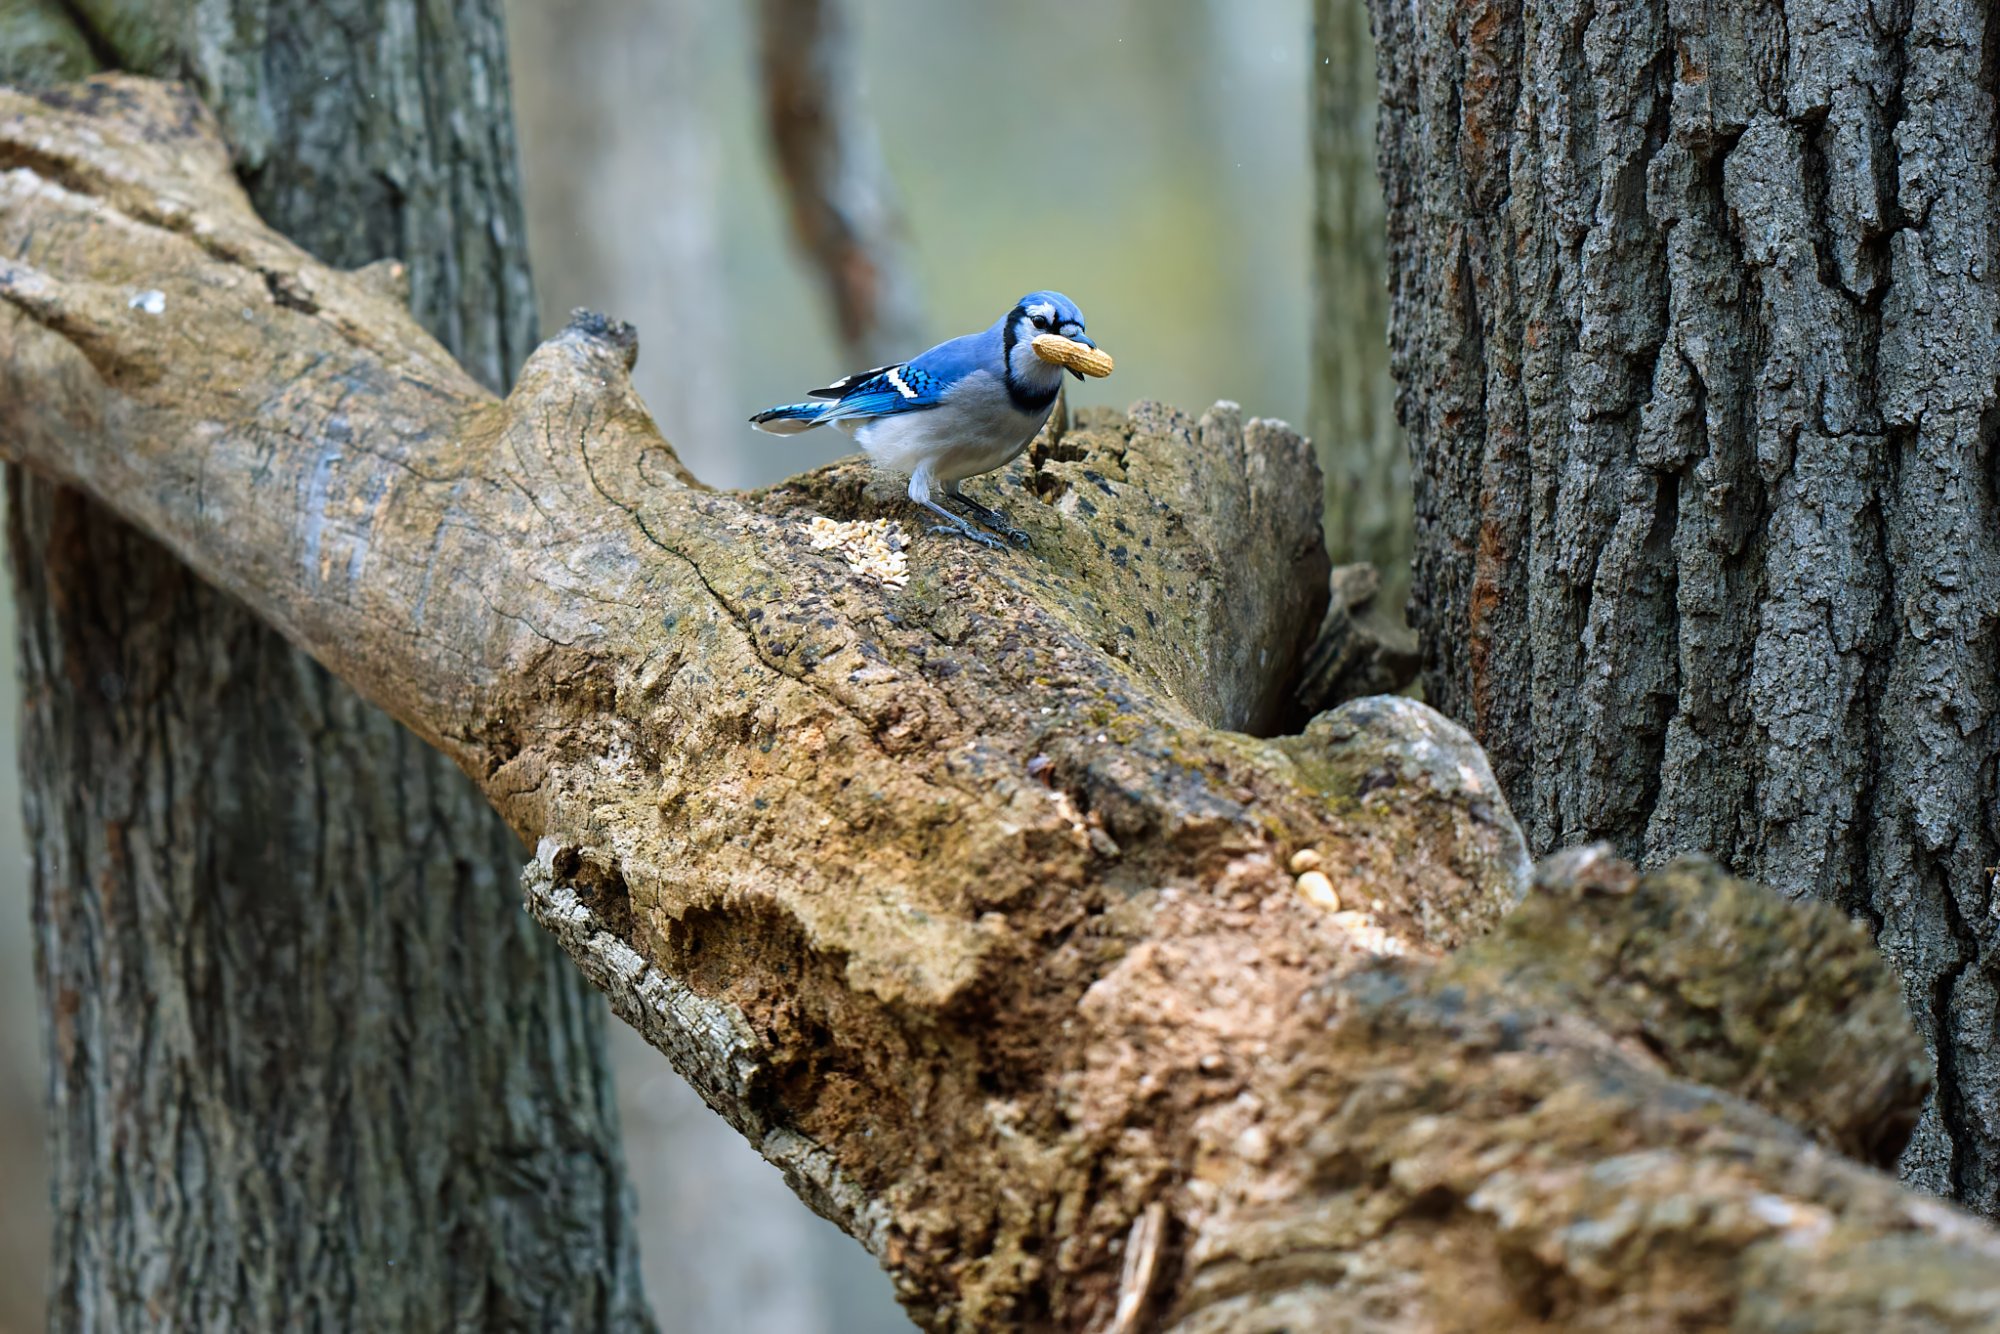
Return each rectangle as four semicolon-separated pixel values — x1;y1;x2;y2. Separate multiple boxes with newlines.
751;291;1099;548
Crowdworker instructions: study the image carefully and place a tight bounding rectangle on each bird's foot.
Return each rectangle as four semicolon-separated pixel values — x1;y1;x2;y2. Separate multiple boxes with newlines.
918;497;1014;551
928;523;1006;550
986;518;1033;548
946;496;1032;548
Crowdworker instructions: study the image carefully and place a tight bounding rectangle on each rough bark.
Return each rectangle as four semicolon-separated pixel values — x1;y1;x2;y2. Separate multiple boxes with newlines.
1309;0;1411;600
0;6;648;1328
8;78;2000;1329
1371;0;2000;1211
755;0;925;365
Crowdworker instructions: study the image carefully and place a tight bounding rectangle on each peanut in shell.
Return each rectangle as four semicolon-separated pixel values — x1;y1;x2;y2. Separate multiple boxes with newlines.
1031;333;1115;378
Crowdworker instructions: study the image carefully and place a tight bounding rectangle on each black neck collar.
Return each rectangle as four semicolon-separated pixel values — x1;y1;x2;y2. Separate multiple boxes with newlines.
1000;308;1061;413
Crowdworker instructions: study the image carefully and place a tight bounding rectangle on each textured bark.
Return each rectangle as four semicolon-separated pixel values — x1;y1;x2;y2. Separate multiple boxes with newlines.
755;0;926;365
1;6;648;1329
1309;0;1411;598
8;79;2000;1330
1371;0;2000;1210
13;486;649;1332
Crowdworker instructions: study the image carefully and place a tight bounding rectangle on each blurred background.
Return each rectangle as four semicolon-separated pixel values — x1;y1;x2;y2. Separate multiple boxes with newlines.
506;0;1314;493
0;1;1333;1329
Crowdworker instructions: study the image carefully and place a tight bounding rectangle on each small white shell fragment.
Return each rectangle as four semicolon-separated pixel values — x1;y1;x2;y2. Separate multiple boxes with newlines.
1294;869;1340;911
129;289;167;315
801;515;910;588
1325;909;1408;957
1288;848;1323;874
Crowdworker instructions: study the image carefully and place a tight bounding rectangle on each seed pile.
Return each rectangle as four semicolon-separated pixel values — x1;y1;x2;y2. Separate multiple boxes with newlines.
1289;848;1406;957
802;515;910;588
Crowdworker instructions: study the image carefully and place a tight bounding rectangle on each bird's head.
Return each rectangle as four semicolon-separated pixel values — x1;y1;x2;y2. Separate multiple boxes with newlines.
1005;291;1096;384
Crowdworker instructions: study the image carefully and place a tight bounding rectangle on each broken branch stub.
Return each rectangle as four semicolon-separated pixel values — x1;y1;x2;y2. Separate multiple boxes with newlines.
0;75;1990;1331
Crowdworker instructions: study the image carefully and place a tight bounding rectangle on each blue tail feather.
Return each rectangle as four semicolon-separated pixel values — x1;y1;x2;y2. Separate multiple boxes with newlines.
749;402;830;435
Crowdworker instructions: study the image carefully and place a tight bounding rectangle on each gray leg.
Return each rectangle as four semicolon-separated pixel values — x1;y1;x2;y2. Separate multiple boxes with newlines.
943;484;1031;547
910;469;1004;549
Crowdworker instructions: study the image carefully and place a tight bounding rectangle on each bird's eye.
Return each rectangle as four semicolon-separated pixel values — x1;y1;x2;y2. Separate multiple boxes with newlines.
1031;316;1050;330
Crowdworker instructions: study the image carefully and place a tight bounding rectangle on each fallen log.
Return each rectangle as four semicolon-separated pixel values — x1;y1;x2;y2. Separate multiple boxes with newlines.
1;76;1990;1330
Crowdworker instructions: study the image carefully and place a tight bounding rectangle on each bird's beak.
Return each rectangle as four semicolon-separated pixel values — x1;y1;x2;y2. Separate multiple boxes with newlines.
1058;333;1096;378
1069;334;1096;377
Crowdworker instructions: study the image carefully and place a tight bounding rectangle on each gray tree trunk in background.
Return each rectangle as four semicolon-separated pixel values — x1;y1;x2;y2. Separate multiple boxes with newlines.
506;0;749;481
0;2;652;1328
1370;0;2000;1210
1309;0;1409;604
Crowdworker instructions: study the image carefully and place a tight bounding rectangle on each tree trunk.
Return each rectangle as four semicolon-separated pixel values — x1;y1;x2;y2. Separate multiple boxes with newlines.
1371;0;2000;1212
754;0;926;365
0;5;650;1328
1309;0;1411;604
10;78;2000;1329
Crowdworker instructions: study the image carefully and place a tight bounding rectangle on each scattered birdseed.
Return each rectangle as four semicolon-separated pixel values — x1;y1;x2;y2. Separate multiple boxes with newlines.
801;515;910;588
1294;869;1340;912
1330;910;1408;957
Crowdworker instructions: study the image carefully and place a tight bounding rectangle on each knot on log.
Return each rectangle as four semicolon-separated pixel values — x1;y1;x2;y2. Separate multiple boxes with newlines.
1531;840;1640;896
559;306;640;369
1444;851;1931;1167
350;257;411;306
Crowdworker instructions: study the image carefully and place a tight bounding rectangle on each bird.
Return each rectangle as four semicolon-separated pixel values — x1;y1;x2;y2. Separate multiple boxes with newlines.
750;291;1098;549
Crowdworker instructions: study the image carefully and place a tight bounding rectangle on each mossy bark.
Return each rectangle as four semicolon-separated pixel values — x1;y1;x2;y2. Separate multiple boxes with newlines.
1370;0;2000;1210
0;7;648;1330
5;78;2000;1329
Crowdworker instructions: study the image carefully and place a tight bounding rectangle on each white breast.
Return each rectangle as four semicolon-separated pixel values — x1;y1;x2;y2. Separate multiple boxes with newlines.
851;371;1054;484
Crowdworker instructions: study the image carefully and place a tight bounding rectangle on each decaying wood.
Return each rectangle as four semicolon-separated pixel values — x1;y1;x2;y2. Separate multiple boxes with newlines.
0;5;650;1329
1368;0;2000;1209
4;76;1999;1330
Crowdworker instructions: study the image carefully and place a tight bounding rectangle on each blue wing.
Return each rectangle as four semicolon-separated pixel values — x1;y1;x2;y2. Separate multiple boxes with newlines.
807;328;996;423
813;363;951;422
808;363;897;399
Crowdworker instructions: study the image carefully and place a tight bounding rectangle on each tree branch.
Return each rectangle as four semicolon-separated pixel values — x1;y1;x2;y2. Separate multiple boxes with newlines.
754;0;925;363
4;76;1996;1330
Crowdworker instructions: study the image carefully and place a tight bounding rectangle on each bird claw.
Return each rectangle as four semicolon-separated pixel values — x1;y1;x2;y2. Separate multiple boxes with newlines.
982;519;1032;547
944;498;1032;548
928;523;1006;550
